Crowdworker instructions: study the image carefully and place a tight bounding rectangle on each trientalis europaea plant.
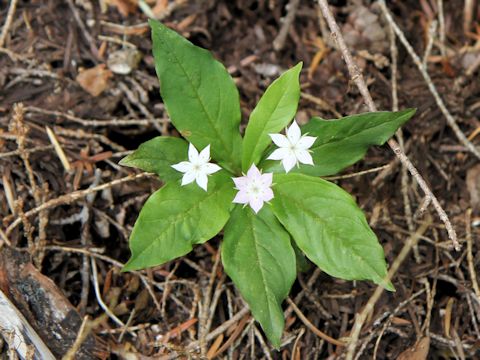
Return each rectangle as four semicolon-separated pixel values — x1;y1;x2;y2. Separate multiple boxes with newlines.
120;19;416;347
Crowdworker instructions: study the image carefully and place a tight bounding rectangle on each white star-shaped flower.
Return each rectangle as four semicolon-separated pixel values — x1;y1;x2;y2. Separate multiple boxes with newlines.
267;120;317;173
171;143;221;191
232;164;274;213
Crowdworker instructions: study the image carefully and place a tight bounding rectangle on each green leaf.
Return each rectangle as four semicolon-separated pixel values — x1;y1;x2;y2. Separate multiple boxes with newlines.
123;172;235;271
149;20;243;174
241;63;302;171
222;206;296;348
119;136;188;182
270;174;394;291
262;109;416;176
292;240;311;273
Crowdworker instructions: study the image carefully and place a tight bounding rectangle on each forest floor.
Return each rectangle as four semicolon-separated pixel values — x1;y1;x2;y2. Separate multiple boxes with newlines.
1;0;480;359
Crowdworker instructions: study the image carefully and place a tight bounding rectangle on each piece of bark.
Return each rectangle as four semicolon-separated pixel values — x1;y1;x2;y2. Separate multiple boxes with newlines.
0;289;55;359
0;247;103;359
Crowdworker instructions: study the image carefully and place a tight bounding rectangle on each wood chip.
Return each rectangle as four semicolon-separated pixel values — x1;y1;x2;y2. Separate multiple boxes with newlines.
76;64;113;97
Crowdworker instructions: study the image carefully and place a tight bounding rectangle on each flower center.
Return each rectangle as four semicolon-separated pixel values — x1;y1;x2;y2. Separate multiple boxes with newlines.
247;181;263;197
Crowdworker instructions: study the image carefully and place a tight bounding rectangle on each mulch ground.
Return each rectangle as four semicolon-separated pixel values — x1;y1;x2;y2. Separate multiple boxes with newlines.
1;0;479;358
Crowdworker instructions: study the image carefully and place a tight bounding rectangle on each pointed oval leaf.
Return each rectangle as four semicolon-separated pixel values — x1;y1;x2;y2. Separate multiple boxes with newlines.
241;63;302;171
123;172;235;271
222;206;296;348
262;109;416;176
119;136;188;182
150;19;242;173
270;173;394;291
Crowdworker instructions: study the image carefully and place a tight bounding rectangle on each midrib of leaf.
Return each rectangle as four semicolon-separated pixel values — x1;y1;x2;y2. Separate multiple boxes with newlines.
162;39;237;167
274;186;382;278
249;214;277;324
246;88;290;166
310;116;407;152
134;185;227;259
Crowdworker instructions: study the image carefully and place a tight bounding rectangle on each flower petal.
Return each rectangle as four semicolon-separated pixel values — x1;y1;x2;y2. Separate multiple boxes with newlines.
260;172;273;187
267;147;291;161
249;197;264;213
188;143;199;162
198;144;210;164
181;171;196;186
297;135;317;150
282;154;297;173
196;173;208;191
262;188;274;202
269;133;290;148
296;150;314;165
171;161;192;173
233;176;248;190
286;120;301;143
233;190;249;204
203;163;221;175
246;163;261;180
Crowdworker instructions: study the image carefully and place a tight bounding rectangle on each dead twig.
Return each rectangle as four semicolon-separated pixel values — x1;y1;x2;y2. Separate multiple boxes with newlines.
323;164;390;181
0;145;54;159
45;245;162;313
0;0;18;48
253;325;273;360
466;209;480;300
389;20;419;262
372;289;427;359
300;92;342;118
5;172;153;235
422;20;437;68
199;252;222;357
0;228;12;247
204;253;225;335
52;126;126;152
437;0;446;57
317;0;460;251
464;0;476;33
62;316;90;360
66;0;100;59
9;104;48;265
273;0;301;51
286;297;345;347
162;307;251;359
90;257;134;335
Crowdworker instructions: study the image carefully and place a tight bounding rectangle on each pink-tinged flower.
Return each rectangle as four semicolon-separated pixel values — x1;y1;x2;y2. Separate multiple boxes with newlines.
232;164;274;213
171;143;221;191
267;120;317;173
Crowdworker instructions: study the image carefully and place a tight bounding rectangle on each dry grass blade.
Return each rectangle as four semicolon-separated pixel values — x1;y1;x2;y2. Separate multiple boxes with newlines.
45;126;71;172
